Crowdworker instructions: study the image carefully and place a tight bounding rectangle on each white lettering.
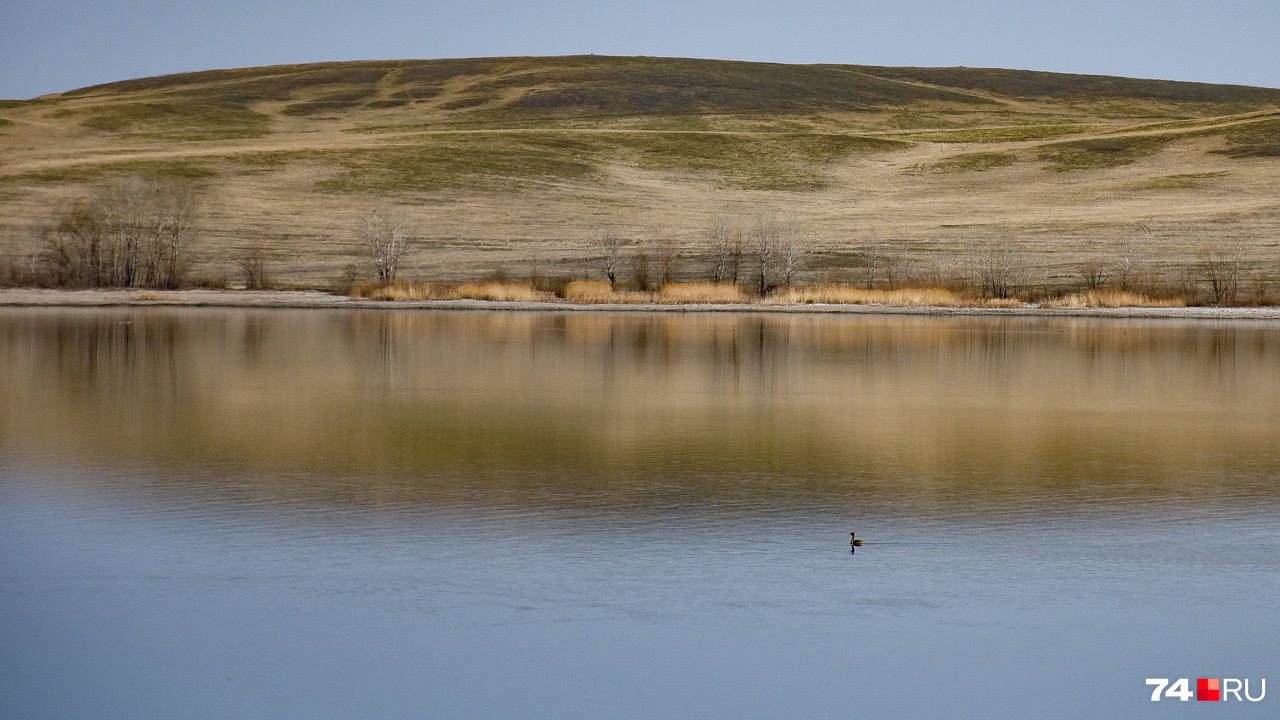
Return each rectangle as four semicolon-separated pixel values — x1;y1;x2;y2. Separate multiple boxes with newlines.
1245;679;1265;702
1166;678;1193;702
1147;679;1169;701
1223;678;1243;701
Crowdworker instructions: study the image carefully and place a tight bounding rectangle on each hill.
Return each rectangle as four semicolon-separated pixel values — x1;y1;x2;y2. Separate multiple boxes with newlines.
1;55;1278;290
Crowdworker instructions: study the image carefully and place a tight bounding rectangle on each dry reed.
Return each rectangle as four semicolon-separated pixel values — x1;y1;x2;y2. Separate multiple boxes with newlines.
352;282;447;301
656;283;748;304
352;281;554;302
562;280;651;303
1041;290;1187;308
455;282;553;302
766;286;969;306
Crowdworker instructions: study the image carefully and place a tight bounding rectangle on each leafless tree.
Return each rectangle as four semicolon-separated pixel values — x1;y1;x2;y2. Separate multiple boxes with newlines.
631;250;652;291
1114;239;1141;290
881;244;907;289
526;246;543;288
709;218;731;283
238;245;269;289
859;240;905;290
751;214;779;295
1199;241;1245;304
596;228;623;288
41;177;198;288
1117;230;1156;291
709;217;746;284
1077;257;1109;289
657;237;679;286
976;237;1024;299
359;209;415;282
861;240;881;290
780;221;804;288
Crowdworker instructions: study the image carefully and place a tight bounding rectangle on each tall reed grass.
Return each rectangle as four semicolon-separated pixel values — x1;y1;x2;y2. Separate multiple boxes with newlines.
761;286;1026;307
1041;289;1187;308
350;281;552;302
656;283;747;303
352;280;1201;309
561;280;651;303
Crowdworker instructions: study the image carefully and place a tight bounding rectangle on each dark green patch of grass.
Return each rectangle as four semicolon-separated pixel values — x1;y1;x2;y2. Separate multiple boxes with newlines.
73;101;272;140
1206;117;1280;158
490;58;994;117
313;134;599;193
0;117;13;127
1110;117;1219;133
1130;171;1229;190
438;96;492;111
310;130;906;194
0;100;27;109
846;65;1280;107
5;159;219;184
904;124;1095;143
931;151;1018;173
1038;134;1177;171
606;132;905;190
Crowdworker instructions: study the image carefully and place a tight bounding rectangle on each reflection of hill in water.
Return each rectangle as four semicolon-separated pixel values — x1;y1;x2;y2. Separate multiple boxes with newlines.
2;308;1279;519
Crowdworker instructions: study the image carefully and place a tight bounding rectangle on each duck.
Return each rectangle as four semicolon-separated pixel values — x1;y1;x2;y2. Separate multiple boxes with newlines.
850;532;864;548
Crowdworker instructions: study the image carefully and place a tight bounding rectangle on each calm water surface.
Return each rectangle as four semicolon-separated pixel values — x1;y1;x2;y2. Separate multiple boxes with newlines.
2;308;1279;718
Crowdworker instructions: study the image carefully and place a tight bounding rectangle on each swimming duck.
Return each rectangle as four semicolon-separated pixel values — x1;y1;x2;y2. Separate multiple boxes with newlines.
850;532;864;548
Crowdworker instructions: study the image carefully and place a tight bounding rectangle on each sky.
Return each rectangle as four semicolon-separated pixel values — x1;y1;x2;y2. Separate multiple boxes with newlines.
2;0;1279;99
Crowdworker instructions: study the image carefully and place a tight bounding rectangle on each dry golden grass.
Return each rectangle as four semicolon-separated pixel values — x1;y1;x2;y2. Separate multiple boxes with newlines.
356;280;1037;307
656;283;748;304
562;280;651;303
1041;289;1187;308
352;282;448;301
454;282;553;302
352;281;553;301
767;286;968;306
766;286;1032;307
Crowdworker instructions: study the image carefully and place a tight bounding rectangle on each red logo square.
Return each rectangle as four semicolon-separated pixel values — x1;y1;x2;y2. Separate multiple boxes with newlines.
1197;678;1220;701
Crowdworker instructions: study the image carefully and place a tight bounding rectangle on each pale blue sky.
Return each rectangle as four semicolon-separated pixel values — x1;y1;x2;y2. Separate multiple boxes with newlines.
2;0;1278;99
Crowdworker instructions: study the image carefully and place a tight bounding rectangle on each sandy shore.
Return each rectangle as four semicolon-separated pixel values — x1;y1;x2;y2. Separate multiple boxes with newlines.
3;288;1280;320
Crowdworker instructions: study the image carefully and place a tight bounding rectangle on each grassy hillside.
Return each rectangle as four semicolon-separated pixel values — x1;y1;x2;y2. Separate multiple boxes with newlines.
2;55;1279;291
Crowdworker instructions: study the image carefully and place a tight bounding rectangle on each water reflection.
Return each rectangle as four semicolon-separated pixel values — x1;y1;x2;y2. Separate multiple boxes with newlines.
2;308;1279;521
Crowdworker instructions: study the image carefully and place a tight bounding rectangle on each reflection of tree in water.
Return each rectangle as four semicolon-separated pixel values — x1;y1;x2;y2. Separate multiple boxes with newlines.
45;311;187;406
4;309;1280;519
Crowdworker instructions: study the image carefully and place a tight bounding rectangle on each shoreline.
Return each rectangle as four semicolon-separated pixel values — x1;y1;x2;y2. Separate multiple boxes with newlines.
4;287;1280;320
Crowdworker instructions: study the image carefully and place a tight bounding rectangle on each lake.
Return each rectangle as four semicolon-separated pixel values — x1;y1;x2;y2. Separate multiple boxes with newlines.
2;308;1278;718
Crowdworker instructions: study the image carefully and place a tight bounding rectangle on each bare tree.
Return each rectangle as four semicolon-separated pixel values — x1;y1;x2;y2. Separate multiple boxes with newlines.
751;214;779;295
238;245;269;289
596;228;623;289
657;237;679;286
359;209;415;282
41;177;198;288
631;249;652;291
1114;239;1141;290
1077;257;1109;289
881;243;907;289
1199;241;1245;304
976;237;1024;299
526;246;543;288
861;240;881;290
709;218;732;283
709;217;745;285
780;221;804;288
1117;229;1157;291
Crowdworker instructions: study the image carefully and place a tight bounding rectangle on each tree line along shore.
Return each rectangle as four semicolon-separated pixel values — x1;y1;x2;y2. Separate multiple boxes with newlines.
3;176;1277;310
